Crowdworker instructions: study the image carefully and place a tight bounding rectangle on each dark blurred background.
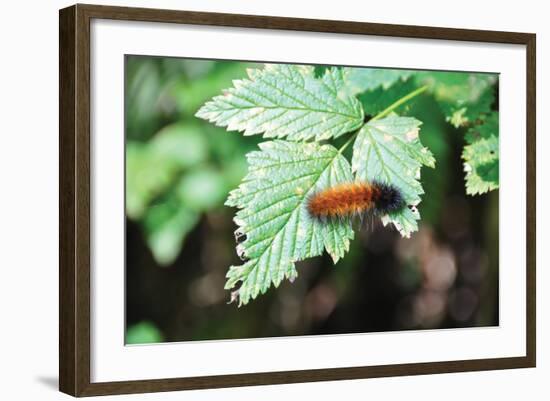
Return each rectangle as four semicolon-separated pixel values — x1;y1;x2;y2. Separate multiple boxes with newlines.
124;56;499;344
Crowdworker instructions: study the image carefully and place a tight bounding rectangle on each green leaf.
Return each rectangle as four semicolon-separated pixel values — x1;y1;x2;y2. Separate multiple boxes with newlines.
407;95;452;225
463;135;499;195
313;65;330;78
150;122;209;167
172;62;254;115
357;78;419;117
381;205;421;237
352;115;435;237
125;123;208;220
462;112;499;195
443;88;495;128
225;140;354;305
126;321;164;344
415;71;497;128
196;64;364;141
176;167;227;212
465;112;499;143
344;67;413;95
143;195;199;266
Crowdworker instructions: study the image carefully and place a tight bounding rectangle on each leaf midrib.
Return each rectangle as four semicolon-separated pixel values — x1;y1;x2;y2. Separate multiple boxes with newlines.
256;69;358;118
215;97;361;119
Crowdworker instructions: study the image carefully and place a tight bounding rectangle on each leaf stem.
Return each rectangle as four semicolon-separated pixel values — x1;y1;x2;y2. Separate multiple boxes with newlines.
338;84;429;154
372;84;428;121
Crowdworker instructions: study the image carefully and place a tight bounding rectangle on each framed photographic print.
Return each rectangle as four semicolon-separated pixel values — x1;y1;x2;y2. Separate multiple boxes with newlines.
59;4;536;397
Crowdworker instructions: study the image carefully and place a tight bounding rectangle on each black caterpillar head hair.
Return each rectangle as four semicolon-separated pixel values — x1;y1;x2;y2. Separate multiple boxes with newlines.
373;181;406;214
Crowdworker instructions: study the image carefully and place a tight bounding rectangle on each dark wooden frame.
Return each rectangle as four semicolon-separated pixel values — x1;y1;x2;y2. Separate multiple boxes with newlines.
59;3;536;397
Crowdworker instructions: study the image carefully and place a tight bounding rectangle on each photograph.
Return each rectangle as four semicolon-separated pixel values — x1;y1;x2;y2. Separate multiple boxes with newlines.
124;55;500;344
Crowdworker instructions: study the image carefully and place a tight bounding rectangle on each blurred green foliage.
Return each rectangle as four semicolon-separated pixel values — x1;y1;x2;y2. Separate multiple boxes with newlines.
126;321;164;344
126;57;260;265
414;71;496;128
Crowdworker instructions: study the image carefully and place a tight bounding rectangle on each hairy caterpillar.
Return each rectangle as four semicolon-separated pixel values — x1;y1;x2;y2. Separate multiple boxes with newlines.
307;181;406;220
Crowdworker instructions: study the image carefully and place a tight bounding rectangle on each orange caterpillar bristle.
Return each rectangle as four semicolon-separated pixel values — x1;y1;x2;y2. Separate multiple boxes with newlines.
307;181;405;220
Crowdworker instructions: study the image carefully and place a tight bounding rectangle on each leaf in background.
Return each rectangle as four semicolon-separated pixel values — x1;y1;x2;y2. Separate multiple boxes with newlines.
126;321;164;344
464;112;499;143
172;62;254;116
143;193;199;266
125;123;208;220
149;122;209;168
142;166;228;266
443;88;495;128
352;115;435;237
313;65;330;78
415;71;497;128
344;67;413;95
125;58;165;141
462;112;499;195
463;138;499;195
406;95;452;225
225;140;354;305
196;64;364;141
177;167;227;212
125;57;206;141
357;78;419;117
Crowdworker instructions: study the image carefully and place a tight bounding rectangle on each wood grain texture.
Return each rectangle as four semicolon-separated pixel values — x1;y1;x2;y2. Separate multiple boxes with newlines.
78;3;533;43
59;4;92;396
59;5;76;395
525;34;536;367
59;3;537;397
